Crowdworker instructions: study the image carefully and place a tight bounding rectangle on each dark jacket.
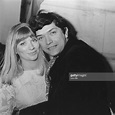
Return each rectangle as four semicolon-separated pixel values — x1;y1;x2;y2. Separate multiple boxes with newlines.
18;37;114;115
47;37;113;115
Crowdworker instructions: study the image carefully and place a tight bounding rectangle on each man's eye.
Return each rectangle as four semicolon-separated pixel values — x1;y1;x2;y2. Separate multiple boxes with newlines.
51;31;57;35
37;36;43;40
20;42;25;46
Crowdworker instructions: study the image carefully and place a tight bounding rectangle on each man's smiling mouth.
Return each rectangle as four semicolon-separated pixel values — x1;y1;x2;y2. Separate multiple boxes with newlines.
48;45;57;50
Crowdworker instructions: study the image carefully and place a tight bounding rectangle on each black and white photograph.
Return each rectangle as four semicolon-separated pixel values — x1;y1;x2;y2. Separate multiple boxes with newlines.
0;0;115;115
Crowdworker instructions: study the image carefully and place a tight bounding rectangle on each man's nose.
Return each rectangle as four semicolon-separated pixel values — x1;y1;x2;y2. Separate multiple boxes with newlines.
45;34;53;45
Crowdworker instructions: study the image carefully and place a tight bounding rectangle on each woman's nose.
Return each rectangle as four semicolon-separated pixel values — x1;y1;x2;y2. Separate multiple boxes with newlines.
29;42;35;50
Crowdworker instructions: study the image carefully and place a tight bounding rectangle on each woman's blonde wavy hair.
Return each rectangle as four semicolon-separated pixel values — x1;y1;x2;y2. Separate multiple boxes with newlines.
0;23;47;84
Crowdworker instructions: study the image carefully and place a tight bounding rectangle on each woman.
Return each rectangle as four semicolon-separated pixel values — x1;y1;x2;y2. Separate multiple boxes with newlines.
0;23;49;115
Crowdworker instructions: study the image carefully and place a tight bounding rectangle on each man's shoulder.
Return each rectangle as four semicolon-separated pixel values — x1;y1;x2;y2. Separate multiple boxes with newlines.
65;40;95;57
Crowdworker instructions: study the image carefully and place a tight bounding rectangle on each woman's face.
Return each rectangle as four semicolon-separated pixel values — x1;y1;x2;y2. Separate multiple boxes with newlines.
17;35;40;61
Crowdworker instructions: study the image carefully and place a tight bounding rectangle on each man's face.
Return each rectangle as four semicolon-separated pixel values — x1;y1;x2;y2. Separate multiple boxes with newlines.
36;22;67;57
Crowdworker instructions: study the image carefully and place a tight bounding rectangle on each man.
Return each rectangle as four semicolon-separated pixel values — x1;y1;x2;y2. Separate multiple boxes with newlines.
20;10;114;115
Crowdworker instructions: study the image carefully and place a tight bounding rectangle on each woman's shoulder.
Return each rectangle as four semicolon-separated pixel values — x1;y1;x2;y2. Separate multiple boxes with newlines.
0;77;15;96
0;83;16;115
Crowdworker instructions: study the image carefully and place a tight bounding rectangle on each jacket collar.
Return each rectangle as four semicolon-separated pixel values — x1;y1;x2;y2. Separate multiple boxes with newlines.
57;37;78;59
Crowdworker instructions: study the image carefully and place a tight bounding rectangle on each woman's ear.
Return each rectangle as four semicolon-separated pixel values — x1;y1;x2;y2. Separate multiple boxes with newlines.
65;27;68;39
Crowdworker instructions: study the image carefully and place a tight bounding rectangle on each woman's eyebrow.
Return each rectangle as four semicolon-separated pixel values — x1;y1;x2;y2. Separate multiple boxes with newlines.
16;37;25;45
30;34;36;38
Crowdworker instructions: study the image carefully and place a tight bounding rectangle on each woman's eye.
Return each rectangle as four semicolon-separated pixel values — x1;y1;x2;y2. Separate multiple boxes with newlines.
32;38;38;42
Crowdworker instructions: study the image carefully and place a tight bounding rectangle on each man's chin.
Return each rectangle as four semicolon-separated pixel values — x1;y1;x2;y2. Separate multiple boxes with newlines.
44;50;59;57
50;53;60;58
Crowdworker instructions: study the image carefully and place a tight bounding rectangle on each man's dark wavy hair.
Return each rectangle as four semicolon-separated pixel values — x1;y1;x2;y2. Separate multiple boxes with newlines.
29;9;77;39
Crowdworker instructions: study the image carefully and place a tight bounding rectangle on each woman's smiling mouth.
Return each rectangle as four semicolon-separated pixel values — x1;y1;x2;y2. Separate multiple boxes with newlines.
29;51;37;55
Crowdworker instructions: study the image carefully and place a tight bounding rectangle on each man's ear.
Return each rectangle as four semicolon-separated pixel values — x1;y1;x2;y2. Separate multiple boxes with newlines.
65;27;68;39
